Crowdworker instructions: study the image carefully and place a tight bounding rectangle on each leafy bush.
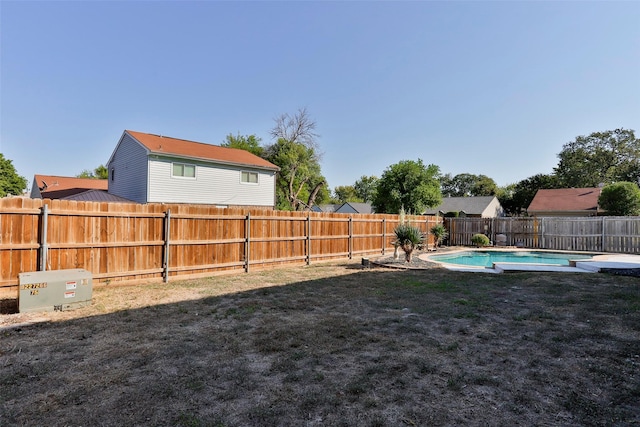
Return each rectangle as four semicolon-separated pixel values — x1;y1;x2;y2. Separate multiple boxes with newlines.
393;224;425;262
471;233;490;247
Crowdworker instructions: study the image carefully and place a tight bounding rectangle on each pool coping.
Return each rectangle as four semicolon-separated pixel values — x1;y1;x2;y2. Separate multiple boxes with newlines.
419;248;640;274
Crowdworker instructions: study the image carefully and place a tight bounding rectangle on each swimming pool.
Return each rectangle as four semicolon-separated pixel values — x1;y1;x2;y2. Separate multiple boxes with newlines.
429;250;594;268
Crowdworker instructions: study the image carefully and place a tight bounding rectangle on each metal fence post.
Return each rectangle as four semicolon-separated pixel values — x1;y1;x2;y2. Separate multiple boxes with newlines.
163;209;171;283
348;216;353;259
39;204;49;271
306;214;311;265
382;218;386;255
601;216;606;252
245;213;251;272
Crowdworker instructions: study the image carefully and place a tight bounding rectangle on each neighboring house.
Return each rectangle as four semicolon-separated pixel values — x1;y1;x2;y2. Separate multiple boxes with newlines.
314;204;342;213
107;130;280;207
527;187;603;217
31;175;133;202
335;202;374;214
424;196;505;218
31;175;108;199
313;202;374;214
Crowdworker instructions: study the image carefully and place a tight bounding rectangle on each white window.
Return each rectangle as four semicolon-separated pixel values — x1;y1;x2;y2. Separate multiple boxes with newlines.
241;171;258;184
172;163;196;178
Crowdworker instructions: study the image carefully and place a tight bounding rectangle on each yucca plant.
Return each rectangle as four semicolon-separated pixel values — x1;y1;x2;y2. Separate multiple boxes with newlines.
430;224;448;250
393;224;425;262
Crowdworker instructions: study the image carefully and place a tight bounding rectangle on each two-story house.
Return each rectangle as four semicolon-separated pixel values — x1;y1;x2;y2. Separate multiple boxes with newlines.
107;130;280;208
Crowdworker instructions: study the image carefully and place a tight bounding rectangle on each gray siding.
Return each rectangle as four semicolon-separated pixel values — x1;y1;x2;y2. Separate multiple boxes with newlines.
107;133;149;203
30;177;42;198
147;157;276;206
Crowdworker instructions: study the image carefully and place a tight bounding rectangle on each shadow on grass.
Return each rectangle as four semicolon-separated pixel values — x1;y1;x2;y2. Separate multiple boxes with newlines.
1;266;639;426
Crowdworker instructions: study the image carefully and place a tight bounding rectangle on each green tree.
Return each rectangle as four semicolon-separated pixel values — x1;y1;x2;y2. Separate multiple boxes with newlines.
555;128;640;188
373;159;442;214
353;175;378;202
333;185;362;203
265;108;326;211
221;133;264;157
471;175;498;196
500;173;561;216
264;138;326;211
77;164;108;179
0;154;27;197
598;182;640;216
440;173;497;197
495;183;516;215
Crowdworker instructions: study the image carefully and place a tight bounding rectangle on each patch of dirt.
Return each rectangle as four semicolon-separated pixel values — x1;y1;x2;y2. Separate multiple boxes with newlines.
1;260;639;426
371;246;457;269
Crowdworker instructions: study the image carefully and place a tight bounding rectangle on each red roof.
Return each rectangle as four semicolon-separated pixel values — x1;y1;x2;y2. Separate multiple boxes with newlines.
126;130;279;171
528;188;602;213
34;175;108;199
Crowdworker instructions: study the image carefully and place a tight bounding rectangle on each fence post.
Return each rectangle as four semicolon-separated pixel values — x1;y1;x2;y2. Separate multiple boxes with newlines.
306;214;311;265
601;216;606;252
245;213;251;272
491;217;496;245
348;216;353;259
382;218;386;255
424;216;427;247
163;209;171;283
39;204;49;271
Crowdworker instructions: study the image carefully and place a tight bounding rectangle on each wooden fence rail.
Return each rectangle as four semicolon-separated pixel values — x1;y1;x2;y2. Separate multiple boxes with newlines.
0;198;441;290
445;216;640;254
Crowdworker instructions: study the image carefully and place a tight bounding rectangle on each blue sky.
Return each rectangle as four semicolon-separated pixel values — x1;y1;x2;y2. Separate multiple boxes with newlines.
2;1;639;193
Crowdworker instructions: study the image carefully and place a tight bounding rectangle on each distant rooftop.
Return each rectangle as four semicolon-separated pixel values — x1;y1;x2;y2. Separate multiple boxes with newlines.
528;188;602;213
32;175;108;199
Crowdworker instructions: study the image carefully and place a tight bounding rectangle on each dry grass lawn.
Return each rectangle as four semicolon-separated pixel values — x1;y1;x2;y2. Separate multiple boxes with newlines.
1;260;639;426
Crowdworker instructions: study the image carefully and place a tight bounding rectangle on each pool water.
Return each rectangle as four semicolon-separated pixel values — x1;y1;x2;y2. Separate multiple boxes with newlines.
429;250;594;268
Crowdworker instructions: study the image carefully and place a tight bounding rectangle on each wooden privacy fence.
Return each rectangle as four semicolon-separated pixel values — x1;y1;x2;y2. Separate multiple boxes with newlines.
445;216;640;254
0;198;441;290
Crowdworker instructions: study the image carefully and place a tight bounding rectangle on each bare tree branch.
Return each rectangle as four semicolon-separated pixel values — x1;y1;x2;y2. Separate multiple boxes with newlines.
270;107;320;152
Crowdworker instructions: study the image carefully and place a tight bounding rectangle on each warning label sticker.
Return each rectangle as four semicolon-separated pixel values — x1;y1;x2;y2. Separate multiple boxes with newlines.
64;291;76;299
66;281;77;290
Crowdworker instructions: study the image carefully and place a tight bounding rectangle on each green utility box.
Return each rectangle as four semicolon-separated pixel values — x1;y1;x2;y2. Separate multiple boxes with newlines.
18;269;93;313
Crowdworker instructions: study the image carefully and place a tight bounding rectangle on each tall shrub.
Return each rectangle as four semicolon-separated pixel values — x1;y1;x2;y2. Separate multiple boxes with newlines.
598;182;640;216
